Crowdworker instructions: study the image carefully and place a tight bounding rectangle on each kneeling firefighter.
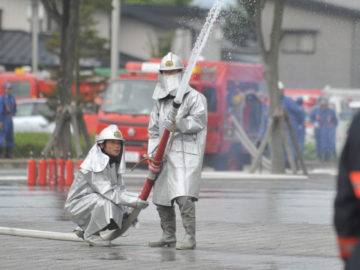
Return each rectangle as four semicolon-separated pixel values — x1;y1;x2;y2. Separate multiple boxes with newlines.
147;52;208;249
64;124;148;247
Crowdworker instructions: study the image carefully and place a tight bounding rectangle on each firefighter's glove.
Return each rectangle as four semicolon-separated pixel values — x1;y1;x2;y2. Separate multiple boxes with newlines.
163;119;178;132
149;161;161;174
134;198;149;209
123;197;148;209
116;191;148;209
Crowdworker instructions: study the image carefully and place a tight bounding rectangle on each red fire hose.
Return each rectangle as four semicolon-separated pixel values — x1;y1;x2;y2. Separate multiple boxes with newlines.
139;129;170;200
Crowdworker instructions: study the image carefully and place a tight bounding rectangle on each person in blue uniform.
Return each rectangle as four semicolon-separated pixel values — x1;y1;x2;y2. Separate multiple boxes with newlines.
258;82;304;168
310;99;322;159
296;97;306;153
0;83;16;158
310;98;337;161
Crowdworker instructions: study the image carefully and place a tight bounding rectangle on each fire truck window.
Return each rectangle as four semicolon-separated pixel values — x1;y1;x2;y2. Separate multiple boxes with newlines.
9;81;30;98
101;80;156;115
202;86;217;112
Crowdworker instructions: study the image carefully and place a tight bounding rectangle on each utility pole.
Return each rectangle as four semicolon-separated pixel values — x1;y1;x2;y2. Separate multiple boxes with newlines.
31;0;39;74
110;0;120;79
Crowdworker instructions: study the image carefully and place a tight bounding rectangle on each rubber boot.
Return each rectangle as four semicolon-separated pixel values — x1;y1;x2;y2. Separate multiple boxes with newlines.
175;196;196;250
73;226;84;239
149;205;176;247
84;232;111;247
5;147;13;159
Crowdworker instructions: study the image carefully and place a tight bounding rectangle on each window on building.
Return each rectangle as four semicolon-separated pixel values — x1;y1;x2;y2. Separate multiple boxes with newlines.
281;30;317;54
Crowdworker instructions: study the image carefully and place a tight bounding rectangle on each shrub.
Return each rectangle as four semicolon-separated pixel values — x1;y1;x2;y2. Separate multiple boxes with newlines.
303;142;317;160
13;132;94;158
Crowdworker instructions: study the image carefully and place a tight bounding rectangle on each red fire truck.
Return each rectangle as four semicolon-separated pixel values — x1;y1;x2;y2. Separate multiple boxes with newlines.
96;60;264;170
0;70;104;134
0;70;105;101
0;72;54;99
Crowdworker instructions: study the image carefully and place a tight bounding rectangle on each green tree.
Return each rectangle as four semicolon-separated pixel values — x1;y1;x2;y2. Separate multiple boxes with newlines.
43;1;111;157
41;0;79;158
45;1;109;69
222;4;256;48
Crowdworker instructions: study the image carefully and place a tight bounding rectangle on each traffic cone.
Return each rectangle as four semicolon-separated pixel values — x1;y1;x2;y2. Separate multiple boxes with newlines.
57;154;65;187
27;151;37;186
48;150;57;187
65;152;74;187
38;153;47;186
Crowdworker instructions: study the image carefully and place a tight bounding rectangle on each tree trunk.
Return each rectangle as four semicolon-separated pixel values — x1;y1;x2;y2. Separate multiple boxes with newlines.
74;37;91;157
42;0;79;157
248;0;285;173
264;53;284;173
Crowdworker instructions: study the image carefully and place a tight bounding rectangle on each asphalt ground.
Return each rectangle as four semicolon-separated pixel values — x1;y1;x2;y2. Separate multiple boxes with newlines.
0;162;343;270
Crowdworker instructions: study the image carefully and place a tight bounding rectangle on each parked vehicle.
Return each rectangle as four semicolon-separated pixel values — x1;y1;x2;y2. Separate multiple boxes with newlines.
14;98;55;133
14;98;98;134
0;72;54;100
0;70;105;102
97;60;264;170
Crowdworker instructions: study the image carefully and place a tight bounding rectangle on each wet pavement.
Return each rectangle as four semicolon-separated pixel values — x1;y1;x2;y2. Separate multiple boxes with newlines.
0;168;343;270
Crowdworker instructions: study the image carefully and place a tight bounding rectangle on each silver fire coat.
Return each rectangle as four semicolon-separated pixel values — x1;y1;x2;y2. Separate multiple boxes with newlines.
64;144;137;238
148;85;208;206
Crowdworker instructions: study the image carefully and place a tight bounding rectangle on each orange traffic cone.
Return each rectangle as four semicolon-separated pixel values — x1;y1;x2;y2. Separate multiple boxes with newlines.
27;151;37;186
65;152;74;187
38;153;47;186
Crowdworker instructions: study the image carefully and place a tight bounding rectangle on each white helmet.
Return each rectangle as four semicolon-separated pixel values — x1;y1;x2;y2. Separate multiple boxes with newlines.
96;125;124;144
159;52;184;72
278;81;284;91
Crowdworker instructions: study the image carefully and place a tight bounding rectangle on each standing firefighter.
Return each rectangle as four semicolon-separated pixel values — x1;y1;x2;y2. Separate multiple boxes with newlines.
147;52;207;250
310;98;337;161
0;82;16;158
334;111;360;269
64;125;148;247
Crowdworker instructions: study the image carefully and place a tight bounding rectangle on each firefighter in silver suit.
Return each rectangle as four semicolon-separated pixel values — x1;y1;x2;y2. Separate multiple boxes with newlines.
148;52;208;250
64;125;148;247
